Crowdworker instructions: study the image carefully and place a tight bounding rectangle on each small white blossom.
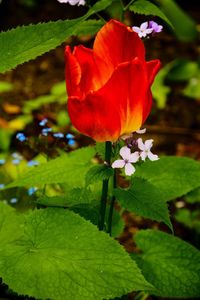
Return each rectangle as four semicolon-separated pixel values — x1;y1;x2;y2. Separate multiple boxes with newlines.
112;146;139;176
136;128;146;134
137;138;159;161
57;0;86;5
132;22;153;38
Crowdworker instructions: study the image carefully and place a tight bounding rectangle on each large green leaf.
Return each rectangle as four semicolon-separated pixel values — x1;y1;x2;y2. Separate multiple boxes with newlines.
7;147;95;188
114;178;172;230
85;165;114;186
0;202;24;246
134;229;200;297
0;0;111;74
37;187;95;207
0;206;152;299
129;0;172;27
134;156;200;202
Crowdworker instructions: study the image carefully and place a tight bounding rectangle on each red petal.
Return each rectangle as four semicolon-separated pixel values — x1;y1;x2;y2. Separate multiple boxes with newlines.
94;19;145;70
73;45;112;95
65;46;82;98
68;58;149;142
142;59;161;122
146;59;161;85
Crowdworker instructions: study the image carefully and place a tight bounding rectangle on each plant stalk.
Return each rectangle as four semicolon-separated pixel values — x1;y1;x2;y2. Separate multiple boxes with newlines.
98;141;112;231
107;169;117;235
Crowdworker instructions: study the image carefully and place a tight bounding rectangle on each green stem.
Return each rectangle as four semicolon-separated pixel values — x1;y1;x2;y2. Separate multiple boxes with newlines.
107;169;117;236
123;0;136;11
98;141;112;231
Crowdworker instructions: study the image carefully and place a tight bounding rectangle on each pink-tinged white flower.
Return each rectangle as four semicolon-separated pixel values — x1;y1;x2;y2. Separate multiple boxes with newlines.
57;0;85;5
136;127;146;134
112;146;139;176
132;22;153;38
137;138;159;161
149;21;163;33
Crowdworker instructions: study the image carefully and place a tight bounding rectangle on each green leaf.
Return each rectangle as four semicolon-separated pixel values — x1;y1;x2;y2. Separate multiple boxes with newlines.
38;187;95;207
86;165;114;185
175;208;200;233
22;94;65;113
75;19;105;36
88;0;113;15
183;76;200;100
114;178;172;230
129;0;172;27
155;0;198;42
70;203;99;225
107;209;125;238
134;156;200;202
185;187;200;204
50;80;66;96
0;202;24;246
0;2;109;74
0;208;152;299
0;81;13;93
167;59;199;82
7;147;95;188
152;63;171;109
134;229;200;297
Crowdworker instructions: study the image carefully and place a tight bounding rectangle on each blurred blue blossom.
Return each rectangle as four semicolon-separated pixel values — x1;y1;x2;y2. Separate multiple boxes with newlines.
12;153;23;165
66;133;74;139
0;184;5;189
53;132;64;138
28;187;38;196
68;139;76;146
27;160;39;167
10;198;18;204
0;159;6;165
39;118;48;126
66;133;76;146
42;128;52;136
16;132;27;142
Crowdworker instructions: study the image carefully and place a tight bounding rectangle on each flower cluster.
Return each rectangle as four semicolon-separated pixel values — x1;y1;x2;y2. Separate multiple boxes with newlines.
132;21;163;38
112;129;159;176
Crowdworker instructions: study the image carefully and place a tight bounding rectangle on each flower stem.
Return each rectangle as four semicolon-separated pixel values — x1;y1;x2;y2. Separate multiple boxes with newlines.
107;169;117;236
123;0;136;11
98;141;112;231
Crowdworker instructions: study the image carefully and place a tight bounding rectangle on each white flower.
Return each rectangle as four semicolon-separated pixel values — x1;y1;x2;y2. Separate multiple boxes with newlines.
137;138;159;161
57;0;86;5
136;128;146;134
132;22;153;38
112;146;139;176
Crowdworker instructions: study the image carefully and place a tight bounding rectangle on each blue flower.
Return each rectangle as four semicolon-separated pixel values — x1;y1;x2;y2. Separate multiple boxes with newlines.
27;160;39;167
0;159;5;165
10;198;18;204
66;133;75;139
39;118;48;126
16;132;27;142
12;153;23;165
53;132;64;138
28;187;38;196
66;133;76;146
68;139;76;146
0;184;5;189
41;127;52;136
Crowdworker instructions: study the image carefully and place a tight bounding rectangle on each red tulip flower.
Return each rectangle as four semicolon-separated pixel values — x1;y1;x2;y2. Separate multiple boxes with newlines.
65;19;160;142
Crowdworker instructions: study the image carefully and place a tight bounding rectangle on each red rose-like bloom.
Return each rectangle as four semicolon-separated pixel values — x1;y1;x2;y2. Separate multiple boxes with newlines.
65;19;160;142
